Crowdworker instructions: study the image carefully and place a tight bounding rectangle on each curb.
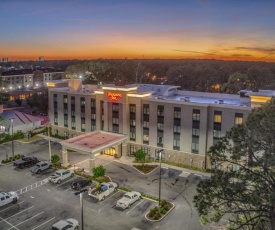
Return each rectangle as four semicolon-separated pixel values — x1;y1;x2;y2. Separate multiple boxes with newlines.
144;202;175;222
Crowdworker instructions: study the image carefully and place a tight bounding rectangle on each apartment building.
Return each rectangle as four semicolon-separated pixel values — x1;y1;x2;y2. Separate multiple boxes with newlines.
48;80;274;169
1;68;65;91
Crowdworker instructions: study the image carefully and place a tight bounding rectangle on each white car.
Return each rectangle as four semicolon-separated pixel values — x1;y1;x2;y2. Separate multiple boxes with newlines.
49;169;74;184
51;218;79;230
116;191;141;209
0;191;19;207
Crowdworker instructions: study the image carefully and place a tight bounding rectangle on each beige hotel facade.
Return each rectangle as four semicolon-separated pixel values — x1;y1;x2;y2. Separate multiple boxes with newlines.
48;79;272;169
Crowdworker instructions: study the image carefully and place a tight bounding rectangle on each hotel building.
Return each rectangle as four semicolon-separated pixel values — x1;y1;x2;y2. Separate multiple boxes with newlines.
48;79;273;169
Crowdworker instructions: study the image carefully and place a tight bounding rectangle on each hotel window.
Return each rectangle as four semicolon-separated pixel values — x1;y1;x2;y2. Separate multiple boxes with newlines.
141;147;150;155
191;138;199;154
64;131;68;138
130;104;136;113
192;128;200;137
214;111;222;123
143;135;149;142
235;113;243;125
113;125;119;133
80;97;85;106
130;119;136;126
112;103;119;112
157;136;163;147
71;118;76;130
157;123;164;131
157;105;164;116
63;95;68;104
81;112;85;118
71;110;75;117
54;116;58;125
143;127;149;144
143;104;149;115
173;134;180;150
155;150;165;160
64;115;68;127
130;145;136;155
130;127;136;141
91;99;96;108
81;121;85;132
71;96;75;105
174;107;181;118
213;130;221;139
54;95;57;102
113;118;119;124
143;121;149;128
193;109;200;121
91;120;96;131
173;125;180;133
91;114;96;120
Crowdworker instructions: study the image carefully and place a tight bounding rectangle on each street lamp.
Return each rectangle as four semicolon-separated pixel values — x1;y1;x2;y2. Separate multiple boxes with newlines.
9;118;15;157
75;189;87;230
158;149;164;206
48;123;52;162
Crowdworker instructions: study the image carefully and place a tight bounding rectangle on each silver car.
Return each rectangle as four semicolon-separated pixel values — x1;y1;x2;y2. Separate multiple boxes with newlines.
51;218;79;230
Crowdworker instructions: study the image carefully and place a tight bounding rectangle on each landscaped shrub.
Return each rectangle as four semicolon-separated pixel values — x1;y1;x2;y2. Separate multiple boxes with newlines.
13;130;24;140
154;212;161;220
92;165;106;177
149;209;156;217
51;154;60;164
135;149;146;162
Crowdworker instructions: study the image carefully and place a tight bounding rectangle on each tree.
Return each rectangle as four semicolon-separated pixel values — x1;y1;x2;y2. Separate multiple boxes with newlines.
92;165;106;177
221;72;250;94
194;98;275;230
135;149;146;162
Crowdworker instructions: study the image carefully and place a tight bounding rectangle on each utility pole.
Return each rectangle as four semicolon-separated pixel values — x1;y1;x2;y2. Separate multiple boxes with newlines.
9;118;15;157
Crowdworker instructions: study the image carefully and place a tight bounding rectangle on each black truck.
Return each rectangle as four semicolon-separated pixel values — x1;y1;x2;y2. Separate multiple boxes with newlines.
13;156;38;169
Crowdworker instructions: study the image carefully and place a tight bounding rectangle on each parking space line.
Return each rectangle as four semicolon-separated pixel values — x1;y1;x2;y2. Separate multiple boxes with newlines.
7;211;44;230
32;216;56;230
17;179;49;195
4;206;34;220
0;201;24;213
98;191;120;212
0;216;19;230
126;199;145;215
55;177;75;188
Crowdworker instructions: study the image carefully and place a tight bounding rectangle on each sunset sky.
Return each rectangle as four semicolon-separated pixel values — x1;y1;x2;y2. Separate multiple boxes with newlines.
1;0;275;61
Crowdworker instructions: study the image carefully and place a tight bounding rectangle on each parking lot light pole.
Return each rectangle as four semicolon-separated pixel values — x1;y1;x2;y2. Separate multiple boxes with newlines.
9;118;15;157
158;149;163;206
48;123;52;162
75;189;87;230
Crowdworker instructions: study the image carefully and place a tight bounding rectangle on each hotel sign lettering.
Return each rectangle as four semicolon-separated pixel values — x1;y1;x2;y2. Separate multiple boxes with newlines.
106;92;123;101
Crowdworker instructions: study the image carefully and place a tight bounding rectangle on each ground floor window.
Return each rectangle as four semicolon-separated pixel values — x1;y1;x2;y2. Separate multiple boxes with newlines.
129;145;137;155
54;129;58;136
155;149;165;160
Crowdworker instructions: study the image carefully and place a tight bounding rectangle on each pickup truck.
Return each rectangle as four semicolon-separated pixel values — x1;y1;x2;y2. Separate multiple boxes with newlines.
13;156;38;169
116;191;141;209
0;191;19;207
30;161;52;174
49;169;74;184
88;182;117;201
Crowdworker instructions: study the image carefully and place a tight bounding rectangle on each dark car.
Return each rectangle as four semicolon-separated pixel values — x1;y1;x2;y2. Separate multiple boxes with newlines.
13;156;38;169
71;178;91;190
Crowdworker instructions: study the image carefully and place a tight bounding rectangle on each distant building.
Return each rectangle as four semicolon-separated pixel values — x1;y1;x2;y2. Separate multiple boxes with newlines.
38;56;45;61
1;68;65;91
1;58;8;63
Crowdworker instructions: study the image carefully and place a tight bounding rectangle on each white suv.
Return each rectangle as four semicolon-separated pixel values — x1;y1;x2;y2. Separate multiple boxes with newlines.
0;191;19;207
51;218;79;230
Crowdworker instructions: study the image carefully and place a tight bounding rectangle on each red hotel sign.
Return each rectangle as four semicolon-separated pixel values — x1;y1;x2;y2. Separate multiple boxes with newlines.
106;92;123;101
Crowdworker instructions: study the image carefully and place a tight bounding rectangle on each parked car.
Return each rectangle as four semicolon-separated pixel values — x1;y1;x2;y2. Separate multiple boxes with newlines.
116;191;141;209
51;218;79;230
13;156;38;169
0;191;19;207
71;178;91;190
30;161;52;174
49;169;74;184
88;182;117;201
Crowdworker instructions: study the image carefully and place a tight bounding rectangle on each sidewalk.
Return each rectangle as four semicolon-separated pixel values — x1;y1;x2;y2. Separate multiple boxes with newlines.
37;133;63;143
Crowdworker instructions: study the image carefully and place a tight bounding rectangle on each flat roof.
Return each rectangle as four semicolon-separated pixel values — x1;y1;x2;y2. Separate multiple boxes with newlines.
60;131;128;154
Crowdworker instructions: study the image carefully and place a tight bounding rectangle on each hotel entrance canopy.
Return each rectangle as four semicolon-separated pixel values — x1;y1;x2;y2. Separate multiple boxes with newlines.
60;130;128;155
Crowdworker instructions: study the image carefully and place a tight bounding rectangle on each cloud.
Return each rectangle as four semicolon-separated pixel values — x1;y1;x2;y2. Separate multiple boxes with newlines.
170;49;216;56
235;46;275;53
230;54;252;57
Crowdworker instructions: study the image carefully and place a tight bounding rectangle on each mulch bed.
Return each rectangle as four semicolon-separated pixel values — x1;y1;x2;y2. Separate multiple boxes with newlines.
146;201;174;221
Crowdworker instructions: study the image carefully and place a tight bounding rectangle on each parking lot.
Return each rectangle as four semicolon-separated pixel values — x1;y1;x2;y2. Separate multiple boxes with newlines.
0;139;212;230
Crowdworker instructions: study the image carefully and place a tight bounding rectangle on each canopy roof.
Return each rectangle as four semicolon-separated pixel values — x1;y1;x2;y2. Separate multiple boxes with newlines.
60;131;127;154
